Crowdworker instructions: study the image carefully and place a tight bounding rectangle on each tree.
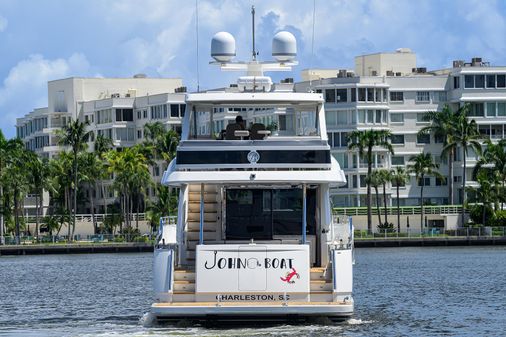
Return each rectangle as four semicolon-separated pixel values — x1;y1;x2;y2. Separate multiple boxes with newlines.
94;135;113;217
3;139;31;243
348;129;393;232
147;184;178;232
106;145;151;233
467;169;499;226
445;106;482;226
377;169;391;226
367;170;383;227
474;139;506;210
408;153;442;232
419;105;460;205
26;153;52;237
57;119;91;240
390;167;409;233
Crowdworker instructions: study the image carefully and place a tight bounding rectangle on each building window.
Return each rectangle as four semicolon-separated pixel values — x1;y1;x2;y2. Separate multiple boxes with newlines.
468;103;485;117
367;110;374;123
137;110;141;119
325;89;336;103
180;104;186;117
391;156;405;166
390;91;403;102
434;134;445;143
417;133;430;144
390;113;404;123
143;110;148;118
464;75;474;88
497;75;506;88
352;175;358;188
351;88;356;102
358;88;366;101
333;153;348;169
416;113;428;123
336;110;348;124
392;179;405;188
486;102;496;117
475;75;485;88
436;177;447;186
358;110;366;124
360;175;367;188
326;111;337;126
336;89;347;103
170;104;180;118
418;177;431;186
498;103;506;116
416;91;430;102
367;88;374;102
137;130;143;139
453;76;460;89
391;134;404;145
454;176;462;183
115;108;133;122
486;75;496;88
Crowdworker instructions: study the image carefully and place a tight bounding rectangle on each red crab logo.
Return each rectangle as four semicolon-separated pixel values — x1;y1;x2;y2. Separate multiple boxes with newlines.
280;268;300;284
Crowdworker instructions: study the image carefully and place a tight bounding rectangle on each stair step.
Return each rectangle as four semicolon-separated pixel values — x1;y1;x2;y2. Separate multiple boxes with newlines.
187;222;218;232
174;270;195;281
310;267;330;280
174;281;195;292
188;204;219;212
310;280;333;292
188;193;218;203
186;231;217;241
188;185;218;192
187;212;218;222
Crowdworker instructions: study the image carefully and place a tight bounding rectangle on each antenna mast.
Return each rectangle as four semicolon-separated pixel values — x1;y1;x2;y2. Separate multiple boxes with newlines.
251;5;257;61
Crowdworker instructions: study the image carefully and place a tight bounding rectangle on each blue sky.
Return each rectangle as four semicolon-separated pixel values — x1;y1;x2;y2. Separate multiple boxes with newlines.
1;0;506;138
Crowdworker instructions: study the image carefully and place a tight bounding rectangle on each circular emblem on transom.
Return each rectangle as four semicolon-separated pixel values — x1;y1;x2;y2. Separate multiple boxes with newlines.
247;150;260;164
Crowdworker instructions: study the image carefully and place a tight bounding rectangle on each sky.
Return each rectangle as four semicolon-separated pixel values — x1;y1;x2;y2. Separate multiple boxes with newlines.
0;0;506;138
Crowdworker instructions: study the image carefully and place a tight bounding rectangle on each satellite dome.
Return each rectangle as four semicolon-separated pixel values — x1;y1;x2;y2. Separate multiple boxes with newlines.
272;31;297;62
211;32;236;62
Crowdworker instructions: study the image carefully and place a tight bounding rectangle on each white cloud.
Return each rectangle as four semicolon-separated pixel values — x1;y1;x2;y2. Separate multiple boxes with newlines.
0;15;7;32
0;53;91;136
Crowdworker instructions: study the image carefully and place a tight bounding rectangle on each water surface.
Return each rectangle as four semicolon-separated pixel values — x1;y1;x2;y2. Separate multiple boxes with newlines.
0;247;504;336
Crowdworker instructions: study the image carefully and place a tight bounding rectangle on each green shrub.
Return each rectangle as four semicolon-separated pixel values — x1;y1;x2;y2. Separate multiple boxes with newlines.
494;210;506;226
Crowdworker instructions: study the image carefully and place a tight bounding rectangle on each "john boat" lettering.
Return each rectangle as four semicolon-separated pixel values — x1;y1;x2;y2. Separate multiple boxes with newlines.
204;250;294;270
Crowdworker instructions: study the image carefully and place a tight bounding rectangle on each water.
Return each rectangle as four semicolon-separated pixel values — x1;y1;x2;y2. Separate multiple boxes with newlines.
0;247;505;336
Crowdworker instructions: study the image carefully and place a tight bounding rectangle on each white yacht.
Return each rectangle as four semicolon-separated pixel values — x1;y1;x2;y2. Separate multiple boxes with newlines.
151;27;354;322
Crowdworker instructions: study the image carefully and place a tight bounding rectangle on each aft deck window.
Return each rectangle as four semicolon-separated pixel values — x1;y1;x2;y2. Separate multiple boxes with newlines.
225;188;316;240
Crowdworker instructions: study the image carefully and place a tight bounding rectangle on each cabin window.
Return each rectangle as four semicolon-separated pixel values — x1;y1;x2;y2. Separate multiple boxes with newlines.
225;188;316;240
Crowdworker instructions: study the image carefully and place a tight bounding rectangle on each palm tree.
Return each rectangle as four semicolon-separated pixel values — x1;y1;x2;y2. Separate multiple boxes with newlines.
57;119;91;240
367;170;383;227
26;153;52;237
378;169;391;226
474;139;506;210
419;105;460;205
390;167;409;232
445;106;482;226
348;129;394;232
3;139;31;243
94;135;113;217
467;169;499;225
408;153;442;232
106;145;151;233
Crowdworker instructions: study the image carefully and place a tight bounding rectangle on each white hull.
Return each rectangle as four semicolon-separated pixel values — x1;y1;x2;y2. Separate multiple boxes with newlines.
151;300;353;321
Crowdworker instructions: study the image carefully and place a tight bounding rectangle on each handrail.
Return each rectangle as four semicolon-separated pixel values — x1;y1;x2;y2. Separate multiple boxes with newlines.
333;205;466;216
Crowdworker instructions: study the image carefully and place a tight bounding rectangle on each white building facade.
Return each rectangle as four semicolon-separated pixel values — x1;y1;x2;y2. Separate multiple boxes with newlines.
15;76;186;216
295;53;506;216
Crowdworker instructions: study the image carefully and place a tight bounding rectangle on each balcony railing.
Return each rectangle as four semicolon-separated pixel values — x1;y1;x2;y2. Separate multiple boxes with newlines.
333;205;465;216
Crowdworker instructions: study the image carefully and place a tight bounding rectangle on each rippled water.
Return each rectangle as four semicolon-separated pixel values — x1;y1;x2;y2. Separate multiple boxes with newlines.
1;247;505;336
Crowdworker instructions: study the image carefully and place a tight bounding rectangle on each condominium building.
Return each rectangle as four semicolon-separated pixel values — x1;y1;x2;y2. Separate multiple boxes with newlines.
295;51;506;215
15;75;186;216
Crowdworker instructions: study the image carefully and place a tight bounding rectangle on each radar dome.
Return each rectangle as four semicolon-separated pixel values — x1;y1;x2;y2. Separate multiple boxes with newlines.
211;32;236;62
272;31;296;62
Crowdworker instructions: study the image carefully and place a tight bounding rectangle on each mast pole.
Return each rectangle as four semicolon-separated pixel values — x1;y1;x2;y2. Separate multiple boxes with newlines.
251;5;256;61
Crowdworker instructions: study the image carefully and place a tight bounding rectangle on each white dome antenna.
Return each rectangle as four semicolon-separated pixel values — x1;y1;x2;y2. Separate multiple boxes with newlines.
272;31;297;62
211;32;236;62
